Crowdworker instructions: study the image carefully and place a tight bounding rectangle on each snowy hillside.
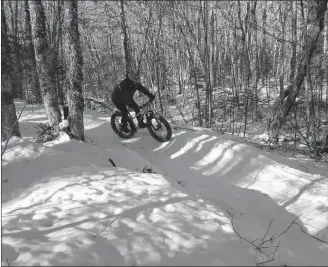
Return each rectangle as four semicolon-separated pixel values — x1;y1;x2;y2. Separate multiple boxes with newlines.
1;102;328;266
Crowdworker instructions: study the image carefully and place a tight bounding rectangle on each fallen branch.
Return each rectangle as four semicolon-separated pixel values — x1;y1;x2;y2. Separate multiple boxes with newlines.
227;210;265;259
93;216;118;237
227;211;316;265
257;242;280;266
257;214;301;249
108;158;116;167
228;210;327;266
34;123;59;143
6;258;10;266
143;167;156;173
262;218;273;242
293;222;328;244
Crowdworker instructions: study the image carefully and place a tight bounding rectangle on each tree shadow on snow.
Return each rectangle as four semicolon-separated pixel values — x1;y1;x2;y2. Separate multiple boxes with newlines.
2;166;260;266
119;128;328;249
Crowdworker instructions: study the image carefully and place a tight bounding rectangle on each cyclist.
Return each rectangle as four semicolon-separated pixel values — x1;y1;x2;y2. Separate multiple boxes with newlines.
111;74;155;133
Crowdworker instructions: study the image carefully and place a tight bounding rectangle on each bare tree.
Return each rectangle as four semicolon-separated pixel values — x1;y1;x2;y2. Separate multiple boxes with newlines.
29;0;61;133
1;5;21;141
8;1;25;100
24;0;42;103
65;0;85;141
120;0;137;80
270;0;328;139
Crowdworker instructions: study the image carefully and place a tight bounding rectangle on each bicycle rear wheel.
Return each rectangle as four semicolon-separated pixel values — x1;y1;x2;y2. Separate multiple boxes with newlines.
146;115;172;142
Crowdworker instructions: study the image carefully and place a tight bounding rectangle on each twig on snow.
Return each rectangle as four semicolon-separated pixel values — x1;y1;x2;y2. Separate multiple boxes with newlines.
229;211;327;266
93;216;118;237
262;218;273;242
227;211;265;259
276;214;301;239
6;258;10;266
298;165;309;173
257;214;301;249
143;167;156;173
293;222;328;244
256;242;281;266
108;158;116;167
251;237;262;244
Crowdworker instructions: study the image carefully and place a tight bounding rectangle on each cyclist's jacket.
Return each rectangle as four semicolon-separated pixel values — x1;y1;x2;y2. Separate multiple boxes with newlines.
111;77;154;104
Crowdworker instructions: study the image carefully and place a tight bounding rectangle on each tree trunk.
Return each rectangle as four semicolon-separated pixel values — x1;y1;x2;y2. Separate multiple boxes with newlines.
270;0;328;139
323;133;328;153
278;4;288;105
29;0;61;132
261;2;267;86
57;0;65;106
1;5;21;141
289;1;297;83
65;0;84;141
9;1;25;100
120;0;138;81
24;0;42;104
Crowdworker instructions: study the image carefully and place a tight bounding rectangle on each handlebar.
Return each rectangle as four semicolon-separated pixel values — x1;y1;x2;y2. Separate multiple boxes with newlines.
139;99;154;109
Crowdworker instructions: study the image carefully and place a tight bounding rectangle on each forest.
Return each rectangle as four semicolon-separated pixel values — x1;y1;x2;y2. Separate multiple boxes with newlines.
2;0;328;157
2;1;328;265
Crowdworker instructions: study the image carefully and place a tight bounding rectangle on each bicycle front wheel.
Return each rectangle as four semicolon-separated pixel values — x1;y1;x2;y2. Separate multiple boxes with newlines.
146;115;172;142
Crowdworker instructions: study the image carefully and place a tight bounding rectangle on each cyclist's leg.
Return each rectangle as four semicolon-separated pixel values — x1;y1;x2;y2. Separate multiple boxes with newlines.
113;101;131;131
127;101;140;119
127;101;146;128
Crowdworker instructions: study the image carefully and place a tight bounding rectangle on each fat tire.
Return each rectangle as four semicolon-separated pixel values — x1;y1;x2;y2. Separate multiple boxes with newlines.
110;111;135;139
147;115;172;142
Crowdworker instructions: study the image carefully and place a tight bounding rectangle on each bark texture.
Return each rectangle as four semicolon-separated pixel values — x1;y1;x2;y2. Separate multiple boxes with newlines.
270;0;328;139
1;5;21;141
29;0;61;132
24;0;42;104
65;0;85;141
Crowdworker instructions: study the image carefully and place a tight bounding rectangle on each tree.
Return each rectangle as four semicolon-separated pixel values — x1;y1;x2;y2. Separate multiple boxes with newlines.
29;0;61;133
65;0;85;141
8;1;24;100
1;5;21;141
120;0;133;79
270;0;328;139
24;0;42;103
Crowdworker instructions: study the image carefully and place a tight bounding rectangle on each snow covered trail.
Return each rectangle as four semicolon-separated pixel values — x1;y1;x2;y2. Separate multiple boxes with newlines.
83;109;328;264
2;104;328;266
86;117;328;238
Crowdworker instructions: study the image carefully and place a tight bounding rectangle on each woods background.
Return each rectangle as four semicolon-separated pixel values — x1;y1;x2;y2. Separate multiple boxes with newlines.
1;0;328;155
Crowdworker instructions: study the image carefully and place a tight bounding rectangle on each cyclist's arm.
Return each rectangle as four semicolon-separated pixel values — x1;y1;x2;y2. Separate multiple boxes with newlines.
136;83;155;99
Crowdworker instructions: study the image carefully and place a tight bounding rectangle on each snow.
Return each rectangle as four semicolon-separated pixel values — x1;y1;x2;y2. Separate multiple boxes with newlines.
1;102;328;266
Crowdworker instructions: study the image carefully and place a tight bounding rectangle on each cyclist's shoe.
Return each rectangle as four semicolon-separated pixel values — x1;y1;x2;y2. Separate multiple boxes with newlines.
138;121;148;128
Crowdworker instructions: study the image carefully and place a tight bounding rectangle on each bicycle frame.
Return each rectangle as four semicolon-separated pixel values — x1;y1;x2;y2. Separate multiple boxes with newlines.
128;100;154;124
